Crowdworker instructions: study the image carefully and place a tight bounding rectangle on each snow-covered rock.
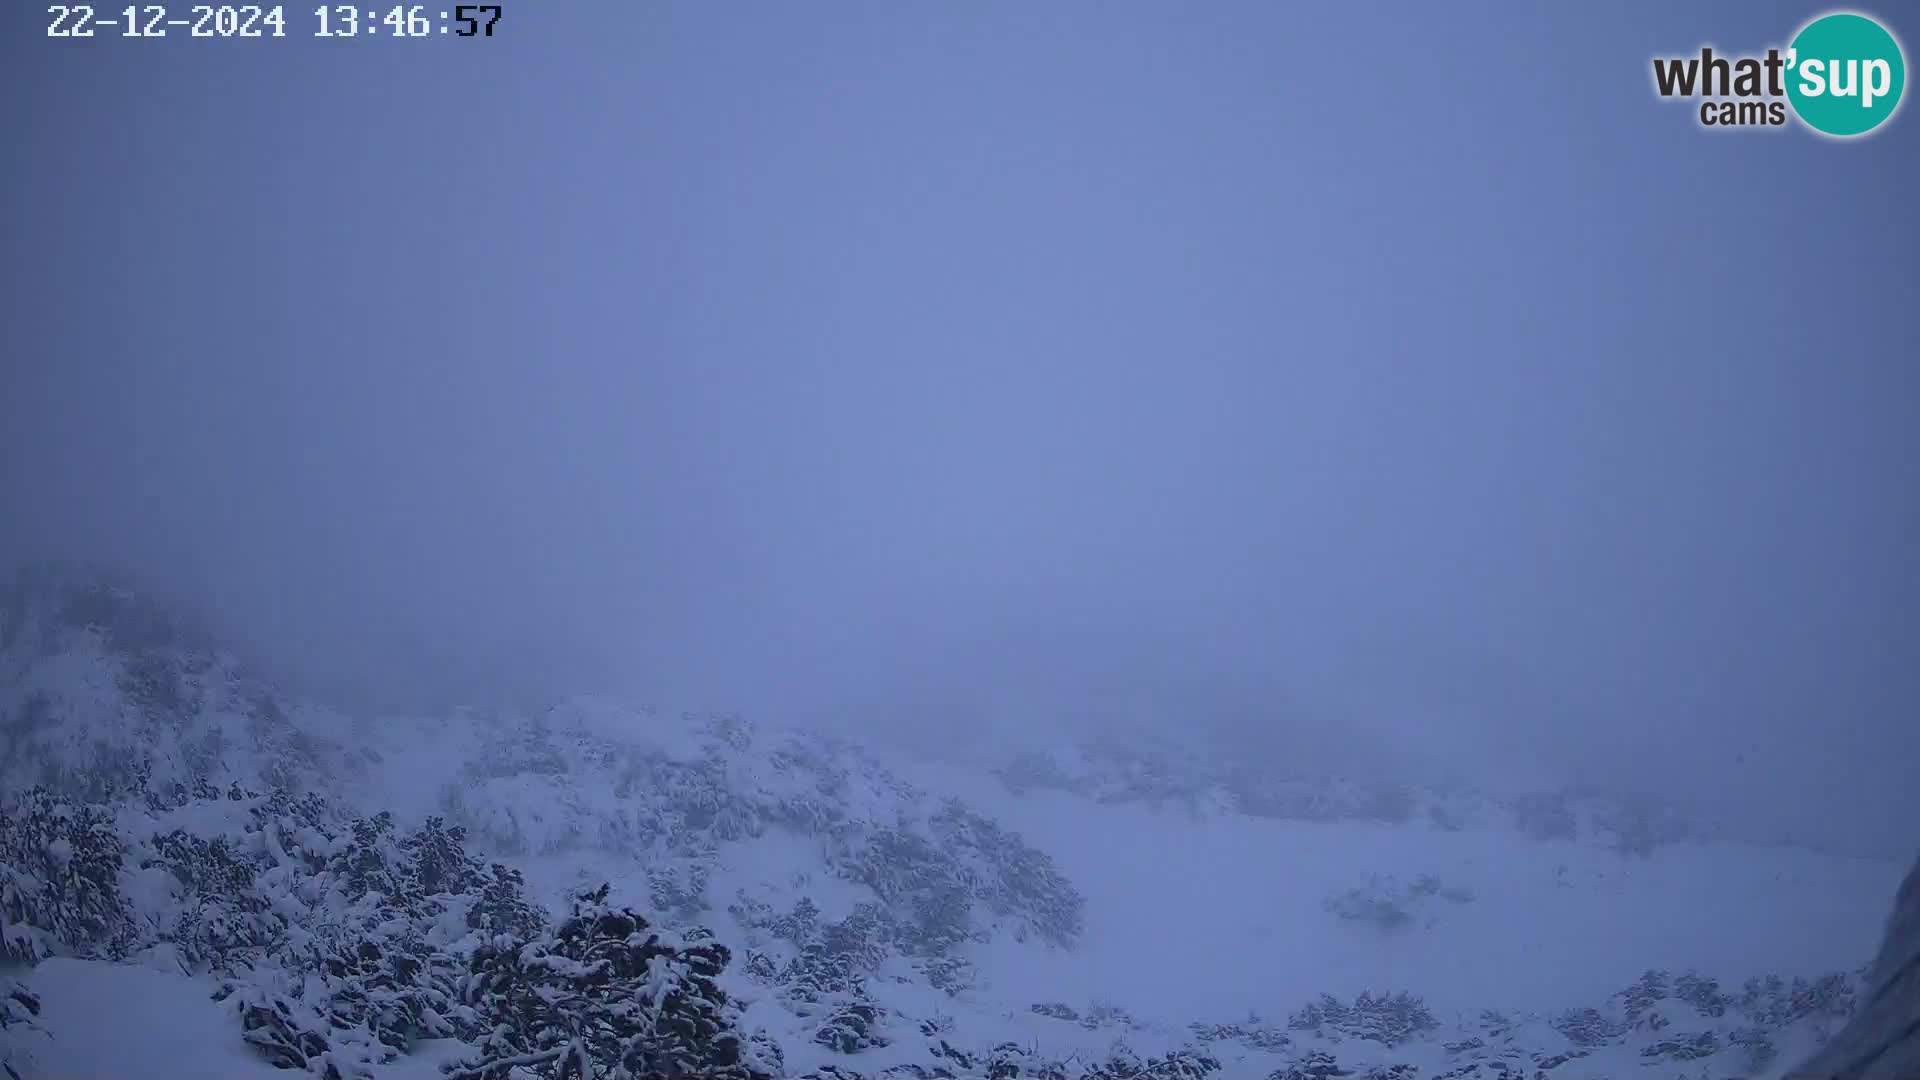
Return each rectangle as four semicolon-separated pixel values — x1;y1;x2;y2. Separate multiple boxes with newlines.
1789;854;1920;1079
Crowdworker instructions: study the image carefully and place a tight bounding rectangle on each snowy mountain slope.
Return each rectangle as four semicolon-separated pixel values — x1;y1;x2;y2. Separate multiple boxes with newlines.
0;568;1908;1079
0;565;371;802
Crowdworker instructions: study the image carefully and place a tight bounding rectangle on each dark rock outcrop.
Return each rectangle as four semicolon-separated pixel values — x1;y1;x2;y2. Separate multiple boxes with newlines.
1789;854;1920;1078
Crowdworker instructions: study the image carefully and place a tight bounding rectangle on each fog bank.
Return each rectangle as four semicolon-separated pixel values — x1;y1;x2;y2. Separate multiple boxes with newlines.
4;2;1915;858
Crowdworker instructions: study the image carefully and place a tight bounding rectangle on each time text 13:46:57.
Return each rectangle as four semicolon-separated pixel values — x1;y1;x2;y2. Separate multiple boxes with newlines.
314;5;500;37
45;5;502;38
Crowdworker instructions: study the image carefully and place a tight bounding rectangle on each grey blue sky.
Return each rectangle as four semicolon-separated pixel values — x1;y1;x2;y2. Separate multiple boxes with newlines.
4;4;1915;853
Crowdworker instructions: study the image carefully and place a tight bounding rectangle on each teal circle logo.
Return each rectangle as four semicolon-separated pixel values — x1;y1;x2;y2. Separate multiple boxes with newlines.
1786;13;1906;136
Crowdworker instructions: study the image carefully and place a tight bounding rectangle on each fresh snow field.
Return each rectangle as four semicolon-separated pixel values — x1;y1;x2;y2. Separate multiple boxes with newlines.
967;788;1899;1017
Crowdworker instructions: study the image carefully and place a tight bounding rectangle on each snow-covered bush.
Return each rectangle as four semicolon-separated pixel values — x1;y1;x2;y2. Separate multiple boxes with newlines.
161;799;526;1075
644;861;712;923
1592;799;1691;859
1189;1018;1293;1053
1612;968;1671;1023
1672;971;1730;1017
1511;792;1578;842
1735;971;1856;1030
1267;1048;1351;1079
0;788;131;962
817;903;895;975
464;859;546;943
812;1001;890;1055
1323;887;1415;932
1287;992;1437;1048
781;939;869;1005
444;882;777;1080
1641;1030;1719;1061
1551;1006;1626;1048
145;825;281;968
1322;874;1473;932
829;1038;1217;1080
836;806;1083;961
731;892;827;956
928;801;1084;948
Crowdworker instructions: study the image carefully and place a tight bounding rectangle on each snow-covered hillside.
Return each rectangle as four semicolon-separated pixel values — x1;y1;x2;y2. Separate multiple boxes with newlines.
0;569;1907;1079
